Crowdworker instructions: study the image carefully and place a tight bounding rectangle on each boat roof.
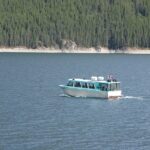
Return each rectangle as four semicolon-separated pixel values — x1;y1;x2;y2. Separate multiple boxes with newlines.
68;78;120;84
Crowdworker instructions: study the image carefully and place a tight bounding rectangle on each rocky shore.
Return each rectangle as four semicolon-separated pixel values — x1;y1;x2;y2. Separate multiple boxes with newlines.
0;46;150;54
0;39;150;54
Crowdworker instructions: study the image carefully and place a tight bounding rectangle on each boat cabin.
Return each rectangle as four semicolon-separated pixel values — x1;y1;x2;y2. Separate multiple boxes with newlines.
66;78;120;91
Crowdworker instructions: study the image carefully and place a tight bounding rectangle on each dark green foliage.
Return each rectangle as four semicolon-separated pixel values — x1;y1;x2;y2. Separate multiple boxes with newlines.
0;0;150;49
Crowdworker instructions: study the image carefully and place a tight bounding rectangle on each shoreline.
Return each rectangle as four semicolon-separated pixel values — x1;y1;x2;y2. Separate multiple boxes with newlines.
0;47;150;54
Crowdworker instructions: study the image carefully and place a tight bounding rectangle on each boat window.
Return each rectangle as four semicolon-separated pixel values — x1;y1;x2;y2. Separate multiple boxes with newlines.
96;84;100;89
74;82;81;87
110;83;119;91
108;84;111;91
116;83;120;90
82;82;88;88
100;84;108;91
67;81;73;86
89;83;95;89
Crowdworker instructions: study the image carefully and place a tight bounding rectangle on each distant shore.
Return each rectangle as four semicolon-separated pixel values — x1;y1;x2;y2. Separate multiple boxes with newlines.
0;47;150;54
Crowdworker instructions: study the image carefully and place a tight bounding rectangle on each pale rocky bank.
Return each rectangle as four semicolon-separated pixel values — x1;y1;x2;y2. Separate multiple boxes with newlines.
0;47;150;54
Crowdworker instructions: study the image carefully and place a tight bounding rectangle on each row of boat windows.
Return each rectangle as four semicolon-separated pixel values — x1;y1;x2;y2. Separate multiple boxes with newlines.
67;81;120;91
102;83;120;91
67;81;94;88
67;81;94;89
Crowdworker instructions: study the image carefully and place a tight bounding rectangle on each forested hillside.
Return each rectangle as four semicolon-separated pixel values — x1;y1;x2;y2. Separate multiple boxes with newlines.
0;0;150;49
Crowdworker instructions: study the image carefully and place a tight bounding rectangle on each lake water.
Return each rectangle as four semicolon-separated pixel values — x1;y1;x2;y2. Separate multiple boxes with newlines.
0;53;150;150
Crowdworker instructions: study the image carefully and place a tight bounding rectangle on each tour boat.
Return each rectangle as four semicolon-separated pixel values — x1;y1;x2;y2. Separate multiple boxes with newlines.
59;76;122;99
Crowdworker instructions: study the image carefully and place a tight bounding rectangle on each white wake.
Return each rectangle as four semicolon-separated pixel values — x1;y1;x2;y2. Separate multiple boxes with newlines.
121;96;143;100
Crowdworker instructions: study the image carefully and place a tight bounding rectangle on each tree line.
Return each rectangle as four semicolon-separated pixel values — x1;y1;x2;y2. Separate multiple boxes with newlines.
0;0;150;49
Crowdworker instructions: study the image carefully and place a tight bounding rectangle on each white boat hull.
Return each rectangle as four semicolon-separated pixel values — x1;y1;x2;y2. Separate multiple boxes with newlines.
60;85;122;99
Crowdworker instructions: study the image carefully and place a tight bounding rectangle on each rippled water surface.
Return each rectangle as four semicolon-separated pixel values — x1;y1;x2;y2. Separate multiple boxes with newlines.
0;53;150;150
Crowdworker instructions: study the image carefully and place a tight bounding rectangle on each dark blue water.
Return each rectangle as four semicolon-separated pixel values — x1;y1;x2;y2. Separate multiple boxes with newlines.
0;53;150;150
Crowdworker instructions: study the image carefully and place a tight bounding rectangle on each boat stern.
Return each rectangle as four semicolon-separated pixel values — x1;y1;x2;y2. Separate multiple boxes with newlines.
107;90;122;99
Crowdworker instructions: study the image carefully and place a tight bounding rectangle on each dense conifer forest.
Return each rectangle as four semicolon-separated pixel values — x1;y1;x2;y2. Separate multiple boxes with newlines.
0;0;150;49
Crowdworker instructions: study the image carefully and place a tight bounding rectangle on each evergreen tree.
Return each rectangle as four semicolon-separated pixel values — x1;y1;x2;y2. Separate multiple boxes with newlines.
0;0;149;49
